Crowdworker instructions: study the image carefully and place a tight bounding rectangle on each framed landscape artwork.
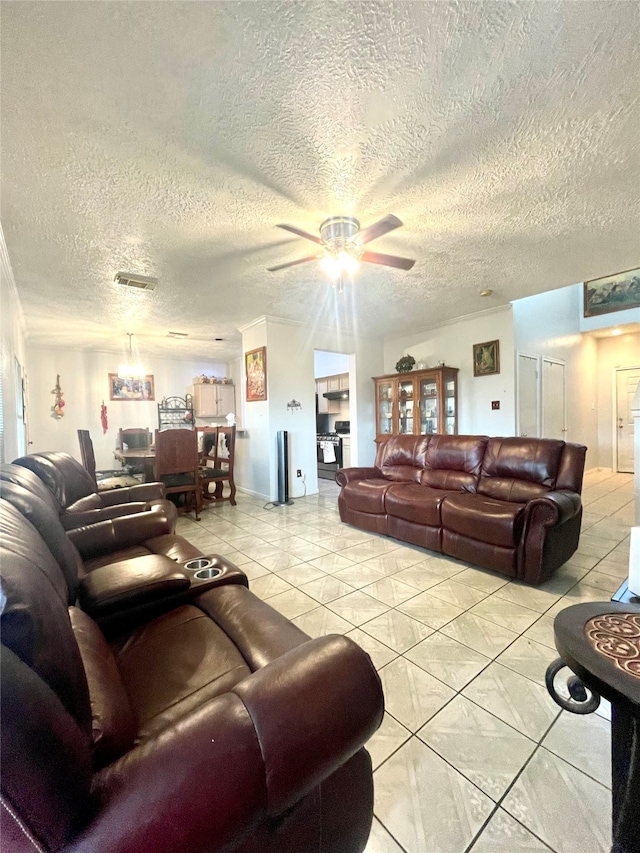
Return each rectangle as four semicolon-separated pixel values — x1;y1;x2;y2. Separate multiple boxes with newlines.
473;340;500;377
583;267;640;317
245;346;267;402
108;374;155;401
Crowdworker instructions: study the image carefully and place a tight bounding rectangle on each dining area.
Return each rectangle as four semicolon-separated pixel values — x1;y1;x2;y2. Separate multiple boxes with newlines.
77;402;237;521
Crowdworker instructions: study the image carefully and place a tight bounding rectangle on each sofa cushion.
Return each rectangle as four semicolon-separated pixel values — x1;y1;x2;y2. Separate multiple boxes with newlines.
0;480;84;601
421;434;488;491
385;483;451;526
14;451;97;509
441;493;526;548
478;437;564;502
114;604;252;741
70;607;137;767
0;500;92;735
68;493;105;512
375;435;429;482
340;479;396;514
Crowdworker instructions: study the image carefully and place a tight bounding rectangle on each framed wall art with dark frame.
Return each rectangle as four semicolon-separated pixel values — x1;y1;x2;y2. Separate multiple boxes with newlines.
108;374;155;401
473;340;500;377
245;346;267;402
583;267;640;317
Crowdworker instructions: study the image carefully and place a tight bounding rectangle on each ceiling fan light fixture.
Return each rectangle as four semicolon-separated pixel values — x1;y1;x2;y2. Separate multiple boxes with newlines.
319;250;360;278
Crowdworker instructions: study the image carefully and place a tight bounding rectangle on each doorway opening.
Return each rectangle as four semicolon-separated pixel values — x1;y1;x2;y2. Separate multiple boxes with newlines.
615;366;640;473
314;350;354;479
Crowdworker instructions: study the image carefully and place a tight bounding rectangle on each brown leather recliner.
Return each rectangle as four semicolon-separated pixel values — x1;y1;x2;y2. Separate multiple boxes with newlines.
10;452;178;529
0;496;383;853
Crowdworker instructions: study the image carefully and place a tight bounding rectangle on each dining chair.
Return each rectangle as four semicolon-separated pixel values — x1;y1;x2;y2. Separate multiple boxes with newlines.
199;425;237;506
118;427;152;450
77;429;140;491
153;428;202;520
118;427;152;476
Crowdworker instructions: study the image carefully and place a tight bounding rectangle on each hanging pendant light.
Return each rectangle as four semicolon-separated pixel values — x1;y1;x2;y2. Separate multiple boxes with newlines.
118;333;145;379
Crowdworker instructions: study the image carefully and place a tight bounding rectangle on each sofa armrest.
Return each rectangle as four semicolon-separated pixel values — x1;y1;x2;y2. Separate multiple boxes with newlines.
525;490;582;527
71;635;383;853
233;633;383;815
77;556;191;617
61;503;150;530
336;466;381;487
99;483;166;505
67;513;173;559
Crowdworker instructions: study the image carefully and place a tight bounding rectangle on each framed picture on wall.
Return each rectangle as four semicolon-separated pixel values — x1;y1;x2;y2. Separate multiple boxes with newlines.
583;267;640;317
108;374;155;401
473;340;500;377
245;347;267;402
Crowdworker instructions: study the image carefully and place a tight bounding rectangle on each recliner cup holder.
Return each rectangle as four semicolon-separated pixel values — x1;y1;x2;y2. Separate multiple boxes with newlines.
194;567;222;580
184;558;213;571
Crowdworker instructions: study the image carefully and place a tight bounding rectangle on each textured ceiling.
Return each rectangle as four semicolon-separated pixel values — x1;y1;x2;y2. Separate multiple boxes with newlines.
2;1;639;362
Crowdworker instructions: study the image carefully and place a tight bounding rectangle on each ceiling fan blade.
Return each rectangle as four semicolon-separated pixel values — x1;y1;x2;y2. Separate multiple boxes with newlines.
360;251;416;271
267;255;320;272
354;214;403;245
275;224;323;245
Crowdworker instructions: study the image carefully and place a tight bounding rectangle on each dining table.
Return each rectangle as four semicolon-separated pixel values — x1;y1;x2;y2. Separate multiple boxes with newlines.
114;447;156;482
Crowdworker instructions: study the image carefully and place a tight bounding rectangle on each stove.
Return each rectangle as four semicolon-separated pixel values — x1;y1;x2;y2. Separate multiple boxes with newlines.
317;432;343;480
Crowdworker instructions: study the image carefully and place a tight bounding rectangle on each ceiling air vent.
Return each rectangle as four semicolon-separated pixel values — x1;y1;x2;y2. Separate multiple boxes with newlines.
167;331;188;338
114;272;158;291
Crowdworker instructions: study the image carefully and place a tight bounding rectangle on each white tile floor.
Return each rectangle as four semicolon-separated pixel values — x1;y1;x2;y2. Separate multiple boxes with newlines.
177;468;635;853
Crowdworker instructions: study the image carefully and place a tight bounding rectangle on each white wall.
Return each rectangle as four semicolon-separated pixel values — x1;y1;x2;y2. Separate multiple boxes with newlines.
0;228;27;462
24;347;228;468
314;350;350;377
512;283;599;465
596;332;640;470
384;307;516;435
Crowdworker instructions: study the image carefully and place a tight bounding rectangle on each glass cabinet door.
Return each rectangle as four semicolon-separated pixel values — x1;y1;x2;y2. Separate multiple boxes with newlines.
445;376;456;435
377;381;394;435
419;377;439;434
397;378;415;434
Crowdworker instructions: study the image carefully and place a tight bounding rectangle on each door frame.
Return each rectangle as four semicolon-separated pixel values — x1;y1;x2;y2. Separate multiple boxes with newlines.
541;356;567;441
516;352;540;438
613;364;640;472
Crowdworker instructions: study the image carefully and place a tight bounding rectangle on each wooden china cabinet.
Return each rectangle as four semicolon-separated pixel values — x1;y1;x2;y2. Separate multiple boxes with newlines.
373;367;459;438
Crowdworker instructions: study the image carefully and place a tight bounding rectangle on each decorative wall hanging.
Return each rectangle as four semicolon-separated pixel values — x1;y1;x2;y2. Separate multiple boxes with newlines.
245;347;267;402
473;340;500;377
109;374;155;401
51;374;65;418
583;267;640;317
100;401;108;433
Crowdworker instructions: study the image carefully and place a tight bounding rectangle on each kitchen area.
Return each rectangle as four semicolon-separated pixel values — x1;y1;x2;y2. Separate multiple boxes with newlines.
315;351;352;480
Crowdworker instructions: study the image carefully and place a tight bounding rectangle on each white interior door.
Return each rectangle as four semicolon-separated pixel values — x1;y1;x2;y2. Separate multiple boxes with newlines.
517;354;539;437
541;358;566;440
616;366;640;473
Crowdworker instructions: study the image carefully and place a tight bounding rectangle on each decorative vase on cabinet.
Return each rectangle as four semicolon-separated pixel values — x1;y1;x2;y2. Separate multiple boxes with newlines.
373;367;458;438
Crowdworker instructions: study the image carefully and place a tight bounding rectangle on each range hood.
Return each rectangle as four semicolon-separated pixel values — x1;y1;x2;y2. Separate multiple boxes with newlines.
323;390;349;401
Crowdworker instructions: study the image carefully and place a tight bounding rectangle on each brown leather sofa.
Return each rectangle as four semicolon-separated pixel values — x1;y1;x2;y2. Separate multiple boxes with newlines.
1;487;383;851
11;451;178;529
337;434;587;585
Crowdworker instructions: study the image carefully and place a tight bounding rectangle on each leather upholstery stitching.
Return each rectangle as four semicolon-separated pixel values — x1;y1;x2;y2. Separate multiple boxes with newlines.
0;796;45;852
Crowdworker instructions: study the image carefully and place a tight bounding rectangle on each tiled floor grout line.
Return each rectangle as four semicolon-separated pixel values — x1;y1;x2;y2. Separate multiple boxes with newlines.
178;474;631;853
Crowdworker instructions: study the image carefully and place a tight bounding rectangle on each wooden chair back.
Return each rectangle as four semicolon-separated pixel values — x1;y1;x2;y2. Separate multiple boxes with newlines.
199;425;237;506
118;428;152;450
77;429;97;484
153;428;201;519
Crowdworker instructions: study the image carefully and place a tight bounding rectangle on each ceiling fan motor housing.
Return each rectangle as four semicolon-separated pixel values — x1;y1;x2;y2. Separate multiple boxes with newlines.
320;216;361;253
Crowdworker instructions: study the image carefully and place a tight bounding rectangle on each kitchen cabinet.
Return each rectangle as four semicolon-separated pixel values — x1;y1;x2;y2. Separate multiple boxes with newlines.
190;383;235;418
316;378;341;414
373;367;458;439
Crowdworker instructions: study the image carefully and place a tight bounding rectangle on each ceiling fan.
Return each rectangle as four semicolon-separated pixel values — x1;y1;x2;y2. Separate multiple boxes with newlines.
266;215;416;286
